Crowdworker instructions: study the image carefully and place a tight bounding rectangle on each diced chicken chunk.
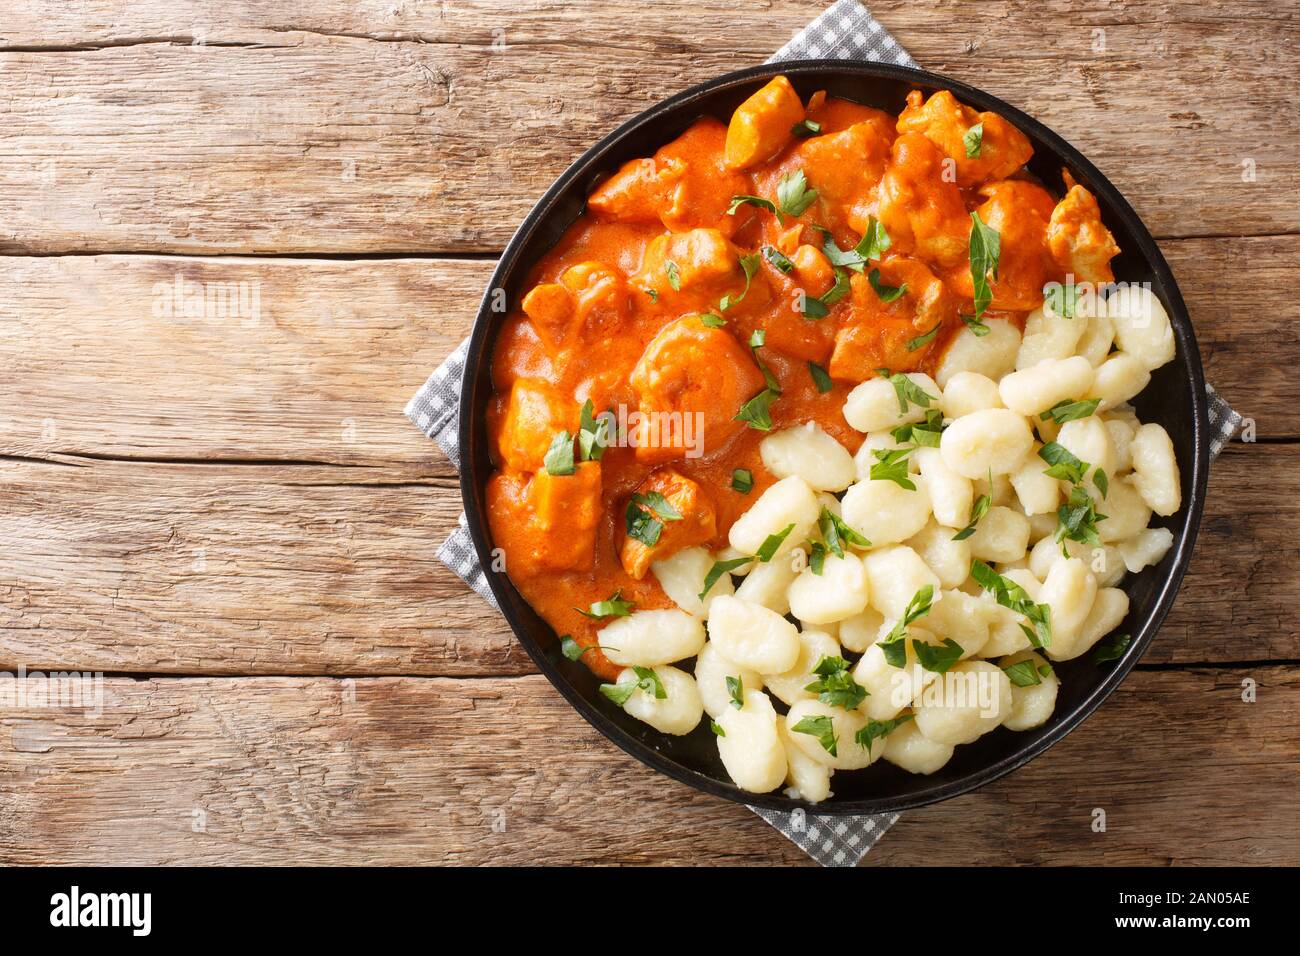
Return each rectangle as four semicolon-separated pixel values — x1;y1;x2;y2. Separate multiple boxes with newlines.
725;76;805;170
1048;173;1122;285
496;378;576;473
619;469;718;579
967;180;1057;311
896;89;1033;187
829;256;957;379
876;132;970;269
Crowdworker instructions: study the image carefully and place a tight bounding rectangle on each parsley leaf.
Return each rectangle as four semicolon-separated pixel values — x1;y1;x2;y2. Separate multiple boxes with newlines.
577;400;608;462
734;387;777;431
711;720;726;737
1039;441;1090;484
699;311;727;328
809;541;827;575
599;665;666;706
877;585;936;667
892;408;946;448
762;245;795;274
818;506;870;558
868;267;907;302
727;194;780;222
543;431;576;476
1040;398;1101;425
698;556;753;602
755;524;796;562
1092;632;1132;664
726;675;745;709
776;169;819;217
1002;658;1044;687
913;636;964;674
1055;482;1107;548
906;323;941;351
731;468;753;494
719;253;761;311
803;656;868;709
808;361;834;394
576;590;635;620
855;714;913;754
791;118;822;138
878;369;936;415
963;122;984;158
952;493;992;541
961;313;991;337
869;446;916;490
970;560;1052;648
791;714;838;757
665;260;681;291
968;211;1001;321
560;635;589;661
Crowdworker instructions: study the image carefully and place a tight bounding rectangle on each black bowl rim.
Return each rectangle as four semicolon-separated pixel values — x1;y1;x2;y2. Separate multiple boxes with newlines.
457;59;1211;815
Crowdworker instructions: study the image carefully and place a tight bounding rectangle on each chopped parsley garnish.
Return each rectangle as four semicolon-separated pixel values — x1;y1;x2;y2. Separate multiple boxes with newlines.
1038;441;1090;484
1040;398;1101;424
665;260;681;291
822;216;891;273
913;637;964;674
867;267;907;303
970;560;1052;649
961;313;991;336
968;211;1001;321
698;556;753;602
711;720;726;737
577;400;608;462
818;506;870;558
892;408;945;448
731;468;754;494
1044;282;1080;319
803;656;868;709
791;714;838;757
726;675;745;709
877;585;935;667
963;122;984;158
600;665;666;705
699;311;727;328
776;169;819;217
809;541;827;575
791;118;823;138
877;368;936;414
906;323;941;351
952;492;992;541
762;245;795;274
576;589;635;620
856;714;913;754
719;252;761;311
624;490;683;547
1055;482;1107;549
543;430;576;476
1092;632;1132;664
869;446;916;490
727;194;780;221
560;635;590;661
734;387;777;431
755;523;796;562
808;361;834;394
1001;658;1043;687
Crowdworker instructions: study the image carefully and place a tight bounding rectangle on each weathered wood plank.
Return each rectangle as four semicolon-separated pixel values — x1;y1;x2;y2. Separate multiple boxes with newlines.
0;1;1295;253
0;667;1293;865
0;441;1293;676
0;255;477;467
0;238;1292;473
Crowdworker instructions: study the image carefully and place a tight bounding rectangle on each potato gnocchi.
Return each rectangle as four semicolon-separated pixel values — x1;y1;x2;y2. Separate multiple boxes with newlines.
594;279;1181;802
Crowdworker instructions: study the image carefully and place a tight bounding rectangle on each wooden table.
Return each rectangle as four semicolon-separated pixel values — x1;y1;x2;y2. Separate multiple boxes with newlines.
1;0;1296;866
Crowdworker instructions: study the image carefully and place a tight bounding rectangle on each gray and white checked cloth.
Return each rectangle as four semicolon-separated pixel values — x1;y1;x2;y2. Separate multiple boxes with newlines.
405;0;1243;867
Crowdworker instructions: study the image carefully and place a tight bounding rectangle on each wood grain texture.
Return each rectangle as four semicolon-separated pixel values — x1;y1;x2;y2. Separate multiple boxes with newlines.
0;667;1293;866
0;442;1293;676
1;1;1296;253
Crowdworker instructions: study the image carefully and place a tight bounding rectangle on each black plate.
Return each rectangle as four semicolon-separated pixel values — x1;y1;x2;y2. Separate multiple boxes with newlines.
457;61;1210;814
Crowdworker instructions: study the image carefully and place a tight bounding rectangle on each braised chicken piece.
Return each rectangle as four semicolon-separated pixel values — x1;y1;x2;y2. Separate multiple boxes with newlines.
896;89;1034;188
1048;171;1122;285
619;469;718;579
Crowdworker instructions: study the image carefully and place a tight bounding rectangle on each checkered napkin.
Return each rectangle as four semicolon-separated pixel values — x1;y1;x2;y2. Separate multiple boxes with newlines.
405;0;1243;866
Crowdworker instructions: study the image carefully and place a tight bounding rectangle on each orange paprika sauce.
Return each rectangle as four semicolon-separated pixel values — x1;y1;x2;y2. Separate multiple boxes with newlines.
486;79;1114;680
